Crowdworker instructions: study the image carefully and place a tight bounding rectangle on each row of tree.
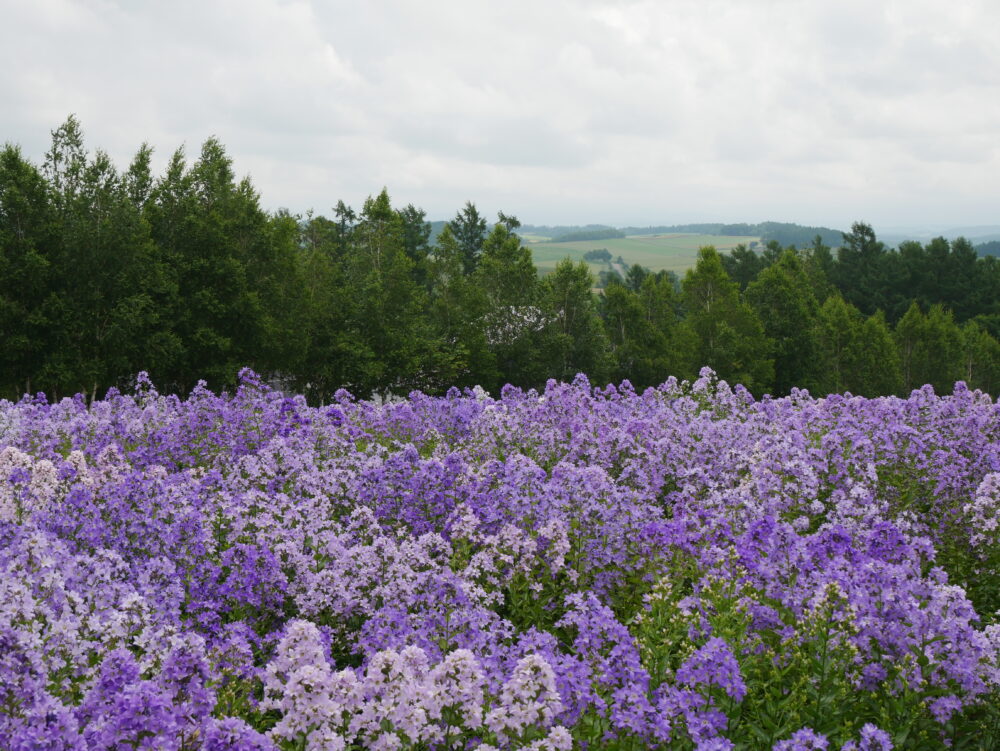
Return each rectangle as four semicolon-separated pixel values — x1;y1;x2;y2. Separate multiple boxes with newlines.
2;118;1000;401
662;246;1000;397
720;226;1000;326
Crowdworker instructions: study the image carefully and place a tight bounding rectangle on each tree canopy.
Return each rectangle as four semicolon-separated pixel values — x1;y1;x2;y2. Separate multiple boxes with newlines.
3;119;1000;402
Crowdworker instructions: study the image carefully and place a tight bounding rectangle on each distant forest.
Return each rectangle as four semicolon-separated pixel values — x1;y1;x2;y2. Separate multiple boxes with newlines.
3;117;1000;402
978;240;1000;257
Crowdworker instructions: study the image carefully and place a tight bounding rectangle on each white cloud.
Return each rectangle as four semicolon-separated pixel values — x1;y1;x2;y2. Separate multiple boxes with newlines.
1;0;998;229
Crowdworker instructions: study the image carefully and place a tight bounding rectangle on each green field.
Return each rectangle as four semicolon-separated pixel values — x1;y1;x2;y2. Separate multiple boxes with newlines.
516;233;554;244
526;233;760;277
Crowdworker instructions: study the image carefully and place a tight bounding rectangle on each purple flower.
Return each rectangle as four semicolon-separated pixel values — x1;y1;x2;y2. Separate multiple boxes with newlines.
201;717;278;751
675;637;747;702
928;694;963;724
840;723;893;751
773;727;829;750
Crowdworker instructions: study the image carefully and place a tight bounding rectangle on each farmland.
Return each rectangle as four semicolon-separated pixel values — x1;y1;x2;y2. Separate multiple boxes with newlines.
1;369;998;749
526;233;761;276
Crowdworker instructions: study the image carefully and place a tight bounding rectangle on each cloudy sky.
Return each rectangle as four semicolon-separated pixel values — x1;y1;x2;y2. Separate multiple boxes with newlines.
2;0;998;231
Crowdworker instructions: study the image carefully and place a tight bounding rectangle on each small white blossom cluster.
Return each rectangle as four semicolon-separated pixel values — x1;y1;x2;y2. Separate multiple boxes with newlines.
484;654;564;744
0;446;58;522
965;472;1000;551
263;619;567;750
456;506;571;604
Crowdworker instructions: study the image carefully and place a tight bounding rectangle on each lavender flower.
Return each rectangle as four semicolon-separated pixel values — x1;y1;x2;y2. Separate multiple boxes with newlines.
0;369;998;748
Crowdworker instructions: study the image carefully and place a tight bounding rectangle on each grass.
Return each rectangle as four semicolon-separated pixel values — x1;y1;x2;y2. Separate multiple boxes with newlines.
516;233;554;244
527;234;760;277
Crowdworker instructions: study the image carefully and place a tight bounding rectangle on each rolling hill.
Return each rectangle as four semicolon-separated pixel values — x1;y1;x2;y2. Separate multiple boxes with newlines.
526;232;761;276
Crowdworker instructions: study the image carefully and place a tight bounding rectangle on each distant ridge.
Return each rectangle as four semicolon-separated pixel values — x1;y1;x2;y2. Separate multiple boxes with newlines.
878;225;1000;247
977;240;1000;257
542;228;626;242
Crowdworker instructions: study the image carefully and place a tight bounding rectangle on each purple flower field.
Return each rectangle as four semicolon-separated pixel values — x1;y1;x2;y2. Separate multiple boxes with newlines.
2;368;999;750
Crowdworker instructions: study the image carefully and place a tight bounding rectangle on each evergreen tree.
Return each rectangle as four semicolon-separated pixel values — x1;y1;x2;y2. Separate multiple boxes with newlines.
449;201;487;275
960;320;1000;396
722;243;768;290
847;312;902;396
602;282;652;385
39;117;170;398
254;208;310;381
145;137;306;392
894;302;963;394
895;236;982;323
345;189;443;394
331;200;356;259
950;238;988;321
745;249;821;394
921;304;964;394
0;144;54;398
540;259;611;383
296;211;361;400
678;246;773;393
639;273;679;339
624;263;649;292
600;277;677;389
761;240;784;266
12;118;999;403
398;203;432;288
473;221;546;390
833;222;890;315
894;301;926;394
814;295;862;395
802;235;834;302
426;223;497;389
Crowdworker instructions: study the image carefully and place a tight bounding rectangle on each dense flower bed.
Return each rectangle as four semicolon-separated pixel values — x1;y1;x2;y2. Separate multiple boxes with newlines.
2;368;999;750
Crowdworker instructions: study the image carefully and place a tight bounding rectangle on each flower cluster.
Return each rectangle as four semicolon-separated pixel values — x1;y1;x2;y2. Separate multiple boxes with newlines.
0;369;997;748
263;619;565;749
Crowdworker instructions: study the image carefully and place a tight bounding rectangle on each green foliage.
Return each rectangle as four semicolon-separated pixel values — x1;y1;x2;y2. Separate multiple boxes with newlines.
426;224;498;390
15;117;177;397
833;222;891;316
600;275;681;389
636;568;990;750
745;250;821;394
145;137;300;392
0;143;54;396
679;247;774;394
721;243;769;291
473;222;551;391
583;248;612;263
960;320;1000;394
801;235;834;301
895;302;964;394
849;311;903;396
449;201;487;275
815;295;862;394
539;259;611;383
4;119;1000;402
398;203;432;288
623;263;648;292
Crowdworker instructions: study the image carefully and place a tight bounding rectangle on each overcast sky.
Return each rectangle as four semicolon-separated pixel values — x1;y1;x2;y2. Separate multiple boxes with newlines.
2;0;999;231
